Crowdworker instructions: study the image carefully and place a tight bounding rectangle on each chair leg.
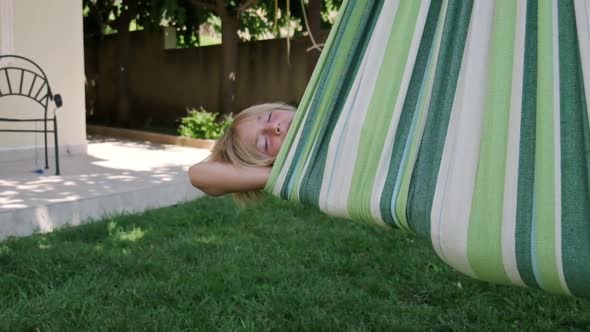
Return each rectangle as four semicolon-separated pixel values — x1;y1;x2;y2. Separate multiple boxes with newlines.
44;118;49;169
53;118;60;175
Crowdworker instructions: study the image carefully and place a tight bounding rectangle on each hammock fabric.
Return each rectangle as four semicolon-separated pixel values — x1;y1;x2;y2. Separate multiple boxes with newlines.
266;0;590;298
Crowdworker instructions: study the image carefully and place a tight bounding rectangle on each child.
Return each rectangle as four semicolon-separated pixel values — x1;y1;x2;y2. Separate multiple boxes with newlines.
188;103;296;200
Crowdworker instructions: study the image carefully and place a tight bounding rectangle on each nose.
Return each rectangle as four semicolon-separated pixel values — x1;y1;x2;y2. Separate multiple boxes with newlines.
265;122;281;135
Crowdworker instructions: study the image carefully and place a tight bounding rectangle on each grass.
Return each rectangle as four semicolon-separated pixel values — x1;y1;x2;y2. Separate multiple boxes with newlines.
1;196;589;331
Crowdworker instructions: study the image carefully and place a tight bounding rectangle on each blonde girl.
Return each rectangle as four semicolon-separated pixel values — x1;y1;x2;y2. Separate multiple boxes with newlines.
188;103;296;200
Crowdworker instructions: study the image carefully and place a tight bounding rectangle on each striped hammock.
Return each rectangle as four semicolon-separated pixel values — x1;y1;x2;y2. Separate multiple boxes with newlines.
266;0;590;298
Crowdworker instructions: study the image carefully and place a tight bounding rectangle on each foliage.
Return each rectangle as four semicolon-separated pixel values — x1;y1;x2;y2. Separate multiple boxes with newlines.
177;15;221;47
321;0;342;26
170;1;309;47
237;3;304;41
83;0;341;43
83;0;209;41
83;0;344;116
178;108;233;139
1;196;589;330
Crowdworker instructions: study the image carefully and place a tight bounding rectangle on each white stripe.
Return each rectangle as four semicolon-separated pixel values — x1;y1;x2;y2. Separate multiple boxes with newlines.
574;0;590;128
369;0;431;226
552;0;570;295
430;0;495;277
501;0;526;287
318;0;401;219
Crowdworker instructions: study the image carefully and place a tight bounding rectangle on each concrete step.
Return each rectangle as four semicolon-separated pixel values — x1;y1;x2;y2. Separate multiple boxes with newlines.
0;137;210;240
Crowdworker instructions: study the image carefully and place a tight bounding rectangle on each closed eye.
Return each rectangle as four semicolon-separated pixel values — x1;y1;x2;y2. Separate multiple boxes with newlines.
267;112;272;122
265;137;268;152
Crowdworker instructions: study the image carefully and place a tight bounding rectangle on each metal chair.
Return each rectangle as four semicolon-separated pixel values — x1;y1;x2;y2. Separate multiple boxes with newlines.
0;55;63;175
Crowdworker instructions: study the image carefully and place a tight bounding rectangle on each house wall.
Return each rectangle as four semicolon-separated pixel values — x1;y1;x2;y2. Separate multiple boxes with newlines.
0;0;86;160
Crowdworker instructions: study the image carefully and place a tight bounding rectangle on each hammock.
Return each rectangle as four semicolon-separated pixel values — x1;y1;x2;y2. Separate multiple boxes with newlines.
266;0;590;298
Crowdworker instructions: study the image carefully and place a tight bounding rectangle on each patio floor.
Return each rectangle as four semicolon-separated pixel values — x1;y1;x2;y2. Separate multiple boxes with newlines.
0;136;210;241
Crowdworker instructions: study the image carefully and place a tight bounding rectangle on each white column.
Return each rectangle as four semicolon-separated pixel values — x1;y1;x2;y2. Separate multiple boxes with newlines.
0;0;14;56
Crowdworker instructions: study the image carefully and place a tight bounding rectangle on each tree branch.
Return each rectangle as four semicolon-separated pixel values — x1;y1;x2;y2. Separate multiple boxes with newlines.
238;0;258;15
189;0;218;13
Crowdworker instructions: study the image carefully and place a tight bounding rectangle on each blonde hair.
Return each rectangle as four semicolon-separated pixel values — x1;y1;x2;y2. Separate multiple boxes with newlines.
209;103;296;202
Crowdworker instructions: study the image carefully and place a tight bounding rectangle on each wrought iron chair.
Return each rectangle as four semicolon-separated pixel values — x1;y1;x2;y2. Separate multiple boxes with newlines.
0;55;63;175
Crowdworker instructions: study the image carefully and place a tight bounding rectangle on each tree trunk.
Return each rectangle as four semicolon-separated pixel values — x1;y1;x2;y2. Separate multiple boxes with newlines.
218;1;239;115
306;0;322;80
115;5;133;126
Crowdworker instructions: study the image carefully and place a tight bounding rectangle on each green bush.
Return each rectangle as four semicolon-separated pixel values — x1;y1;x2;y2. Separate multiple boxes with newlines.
178;108;233;140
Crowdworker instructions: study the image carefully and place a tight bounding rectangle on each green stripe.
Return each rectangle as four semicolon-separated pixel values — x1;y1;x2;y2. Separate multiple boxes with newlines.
534;0;561;293
407;0;473;236
283;0;356;199
558;0;590;297
394;0;450;231
379;0;443;227
298;0;386;205
267;0;359;199
514;0;539;289
290;0;371;201
347;0;423;223
265;0;345;193
394;29;442;232
467;0;517;285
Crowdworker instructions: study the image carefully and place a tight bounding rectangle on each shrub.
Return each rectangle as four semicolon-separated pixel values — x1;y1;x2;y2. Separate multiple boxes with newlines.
178;108;233;140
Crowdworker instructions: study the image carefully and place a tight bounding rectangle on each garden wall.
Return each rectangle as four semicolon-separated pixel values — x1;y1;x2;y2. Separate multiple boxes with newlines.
85;31;320;128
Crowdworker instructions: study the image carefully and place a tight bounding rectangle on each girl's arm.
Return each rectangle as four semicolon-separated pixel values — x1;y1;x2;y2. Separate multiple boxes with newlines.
187;161;271;196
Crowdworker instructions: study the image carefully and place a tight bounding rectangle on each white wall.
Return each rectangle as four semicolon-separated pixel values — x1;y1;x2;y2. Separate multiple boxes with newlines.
0;0;86;159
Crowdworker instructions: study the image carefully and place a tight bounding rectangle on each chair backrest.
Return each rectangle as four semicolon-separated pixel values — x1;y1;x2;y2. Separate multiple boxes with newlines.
0;55;53;110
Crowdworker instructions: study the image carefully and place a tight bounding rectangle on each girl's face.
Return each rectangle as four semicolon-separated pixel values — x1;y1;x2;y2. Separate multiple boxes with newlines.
236;109;295;158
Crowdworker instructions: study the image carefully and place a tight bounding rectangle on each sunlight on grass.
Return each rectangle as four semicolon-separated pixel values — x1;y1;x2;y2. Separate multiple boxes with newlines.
115;227;145;242
107;221;146;242
195;235;220;245
37;239;51;250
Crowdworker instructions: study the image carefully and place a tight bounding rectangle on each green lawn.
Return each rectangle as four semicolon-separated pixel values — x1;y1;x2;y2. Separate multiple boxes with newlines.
1;196;589;331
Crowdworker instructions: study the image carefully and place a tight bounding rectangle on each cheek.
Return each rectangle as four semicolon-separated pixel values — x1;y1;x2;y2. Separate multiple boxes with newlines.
280;112;294;125
271;136;284;156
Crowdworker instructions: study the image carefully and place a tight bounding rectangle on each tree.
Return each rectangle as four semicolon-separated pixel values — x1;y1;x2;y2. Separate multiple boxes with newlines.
185;0;343;114
84;0;341;123
84;0;205;125
188;0;277;115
